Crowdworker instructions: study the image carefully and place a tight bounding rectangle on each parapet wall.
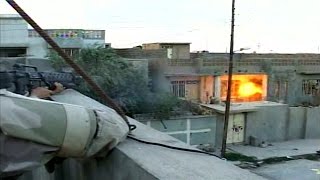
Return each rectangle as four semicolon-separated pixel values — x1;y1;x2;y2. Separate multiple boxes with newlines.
18;119;266;180
114;48;167;59
17;89;265;180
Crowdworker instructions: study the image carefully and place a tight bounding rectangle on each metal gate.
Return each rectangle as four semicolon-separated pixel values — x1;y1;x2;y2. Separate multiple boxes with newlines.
227;113;245;144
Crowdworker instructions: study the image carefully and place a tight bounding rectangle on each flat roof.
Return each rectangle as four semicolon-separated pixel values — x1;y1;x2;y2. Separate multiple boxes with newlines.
143;42;191;45
28;29;105;31
0;14;23;19
201;101;286;114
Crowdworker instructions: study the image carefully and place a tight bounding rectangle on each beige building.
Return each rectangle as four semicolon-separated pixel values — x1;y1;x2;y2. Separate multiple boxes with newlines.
116;43;320;106
142;42;190;59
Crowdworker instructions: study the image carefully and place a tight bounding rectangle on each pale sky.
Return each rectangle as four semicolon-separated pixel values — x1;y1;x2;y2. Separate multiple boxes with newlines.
1;0;320;53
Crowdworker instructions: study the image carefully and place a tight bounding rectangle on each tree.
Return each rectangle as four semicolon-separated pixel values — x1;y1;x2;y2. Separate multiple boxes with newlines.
48;47;181;117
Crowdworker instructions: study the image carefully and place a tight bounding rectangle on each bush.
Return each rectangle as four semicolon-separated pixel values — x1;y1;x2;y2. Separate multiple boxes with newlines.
48;47;181;118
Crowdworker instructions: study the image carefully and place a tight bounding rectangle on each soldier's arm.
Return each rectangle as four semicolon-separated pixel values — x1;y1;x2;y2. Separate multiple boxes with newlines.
30;82;64;99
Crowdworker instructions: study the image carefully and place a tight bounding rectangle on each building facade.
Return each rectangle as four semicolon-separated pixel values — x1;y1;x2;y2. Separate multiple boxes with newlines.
116;43;320;147
0;14;28;57
142;42;190;59
117;43;320;106
0;14;107;58
158;52;320;106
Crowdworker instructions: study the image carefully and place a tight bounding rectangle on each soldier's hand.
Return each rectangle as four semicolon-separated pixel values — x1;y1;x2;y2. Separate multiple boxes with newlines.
51;82;64;95
30;87;53;99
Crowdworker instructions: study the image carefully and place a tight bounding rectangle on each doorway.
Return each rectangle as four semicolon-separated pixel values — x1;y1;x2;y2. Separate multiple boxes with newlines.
226;113;245;144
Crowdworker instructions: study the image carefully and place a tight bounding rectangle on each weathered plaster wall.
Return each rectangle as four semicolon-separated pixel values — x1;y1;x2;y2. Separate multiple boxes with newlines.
287;107;306;140
138;115;217;146
199;76;214;103
305;107;320;138
148;53;320;106
287;106;320;140
18;119;265;180
245;104;289;143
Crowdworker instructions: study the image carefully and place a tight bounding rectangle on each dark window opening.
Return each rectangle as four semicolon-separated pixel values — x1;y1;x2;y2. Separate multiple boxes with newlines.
302;79;320;96
0;48;27;57
171;81;185;97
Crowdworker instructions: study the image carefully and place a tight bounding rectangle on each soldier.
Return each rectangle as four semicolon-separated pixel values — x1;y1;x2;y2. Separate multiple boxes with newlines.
0;84;130;179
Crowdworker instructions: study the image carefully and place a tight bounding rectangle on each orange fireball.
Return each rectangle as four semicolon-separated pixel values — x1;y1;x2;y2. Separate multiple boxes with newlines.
238;82;262;97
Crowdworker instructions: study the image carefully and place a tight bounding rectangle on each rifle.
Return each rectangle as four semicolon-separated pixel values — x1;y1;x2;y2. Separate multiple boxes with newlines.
0;63;80;95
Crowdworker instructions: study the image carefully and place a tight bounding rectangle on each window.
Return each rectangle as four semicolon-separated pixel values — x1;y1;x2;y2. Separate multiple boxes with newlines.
171;81;185;97
167;48;173;59
274;80;280;100
284;81;288;102
28;30;40;37
162;45;172;49
82;30;104;39
62;48;80;57
0;48;26;57
302;79;320;96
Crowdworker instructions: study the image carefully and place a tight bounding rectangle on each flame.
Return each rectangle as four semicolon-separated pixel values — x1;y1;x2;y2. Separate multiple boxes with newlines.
238;81;262;97
220;74;267;102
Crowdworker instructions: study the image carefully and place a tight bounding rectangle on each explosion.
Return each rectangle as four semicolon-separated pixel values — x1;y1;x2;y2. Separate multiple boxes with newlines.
238;81;262;97
220;74;267;102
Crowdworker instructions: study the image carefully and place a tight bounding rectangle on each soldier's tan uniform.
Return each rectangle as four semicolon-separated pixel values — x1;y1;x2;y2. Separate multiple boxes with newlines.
0;89;129;177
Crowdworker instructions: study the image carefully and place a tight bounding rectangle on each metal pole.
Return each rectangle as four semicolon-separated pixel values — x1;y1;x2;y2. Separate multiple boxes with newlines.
221;0;235;158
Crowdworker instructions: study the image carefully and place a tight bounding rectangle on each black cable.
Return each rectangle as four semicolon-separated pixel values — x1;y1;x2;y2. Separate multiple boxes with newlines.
127;135;222;159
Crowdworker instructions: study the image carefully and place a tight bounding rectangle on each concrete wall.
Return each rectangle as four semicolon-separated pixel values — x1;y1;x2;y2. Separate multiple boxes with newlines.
135;105;320;148
137;115;217;146
245;104;289;143
199;76;214;103
17;118;265;180
148;52;320;105
27;37;106;58
142;43;161;50
213;105;319;147
0;17;107;58
0;15;28;47
214;105;289;148
115;48;167;59
27;38;49;58
142;43;190;59
305;107;320;138
171;44;190;59
287;106;320;140
287;107;306;139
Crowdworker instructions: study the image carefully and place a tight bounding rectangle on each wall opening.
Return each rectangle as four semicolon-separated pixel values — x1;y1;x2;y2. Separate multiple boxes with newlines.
219;74;268;102
0;48;26;57
171;80;186;97
302;79;320;96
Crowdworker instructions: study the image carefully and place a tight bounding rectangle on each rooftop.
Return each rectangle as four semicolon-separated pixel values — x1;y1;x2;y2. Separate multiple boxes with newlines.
201;101;286;114
0;14;22;19
143;42;191;45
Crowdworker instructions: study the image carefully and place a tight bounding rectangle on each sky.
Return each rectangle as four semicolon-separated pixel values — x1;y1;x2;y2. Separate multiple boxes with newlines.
1;0;320;53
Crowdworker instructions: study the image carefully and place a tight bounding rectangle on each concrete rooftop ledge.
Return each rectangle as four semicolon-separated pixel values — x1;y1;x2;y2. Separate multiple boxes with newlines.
20;118;266;180
17;90;267;180
18;90;266;180
113;119;267;180
201;101;285;114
